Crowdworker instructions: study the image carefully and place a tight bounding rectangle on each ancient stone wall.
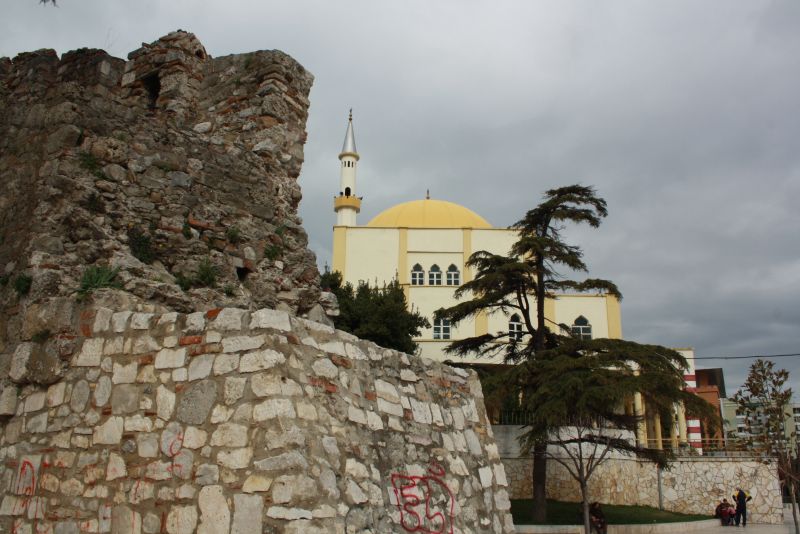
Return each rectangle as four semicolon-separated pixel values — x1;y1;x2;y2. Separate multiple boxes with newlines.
0;305;515;533
496;427;782;524
0;31;325;361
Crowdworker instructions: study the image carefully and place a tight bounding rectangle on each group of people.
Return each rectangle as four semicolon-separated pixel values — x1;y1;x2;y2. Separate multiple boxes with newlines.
714;488;752;527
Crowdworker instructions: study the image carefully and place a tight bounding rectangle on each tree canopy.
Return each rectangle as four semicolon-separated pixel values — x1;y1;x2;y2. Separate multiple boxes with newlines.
436;184;716;526
436;185;619;522
733;359;799;534
321;270;430;354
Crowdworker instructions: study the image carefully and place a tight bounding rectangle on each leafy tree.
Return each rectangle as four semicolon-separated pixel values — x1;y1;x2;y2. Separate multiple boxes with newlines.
512;338;718;533
437;184;619;521
321;271;430;354
733;359;798;534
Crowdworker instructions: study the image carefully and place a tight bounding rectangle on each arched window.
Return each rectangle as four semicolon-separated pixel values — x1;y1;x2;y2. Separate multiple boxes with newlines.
509;313;523;341
571;315;592;340
428;264;442;285
433;318;451;340
344;187;351;196
411;264;424;286
446;264;460;286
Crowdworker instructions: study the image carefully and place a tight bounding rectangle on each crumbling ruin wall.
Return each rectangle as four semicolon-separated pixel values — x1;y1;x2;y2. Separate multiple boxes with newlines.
0;31;323;359
0;306;515;533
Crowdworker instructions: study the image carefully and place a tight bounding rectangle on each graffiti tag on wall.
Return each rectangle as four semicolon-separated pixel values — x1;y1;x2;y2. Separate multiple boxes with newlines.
391;463;455;534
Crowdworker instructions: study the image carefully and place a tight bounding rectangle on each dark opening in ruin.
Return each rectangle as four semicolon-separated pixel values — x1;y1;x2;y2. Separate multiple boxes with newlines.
236;266;251;282
195;50;205;59
141;73;161;109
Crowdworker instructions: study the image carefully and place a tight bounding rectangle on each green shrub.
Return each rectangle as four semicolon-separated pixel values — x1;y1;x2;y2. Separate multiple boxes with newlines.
174;259;218;291
31;329;51;343
226;226;242;244
78;151;105;179
14;274;32;296
182;220;192;239
195;258;218;288
175;272;193;291
78;266;121;300
264;244;282;261
127;227;156;264
223;284;235;297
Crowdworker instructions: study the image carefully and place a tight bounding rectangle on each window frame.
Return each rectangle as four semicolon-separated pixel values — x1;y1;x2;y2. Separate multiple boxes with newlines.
428;264;442;286
446;264;460;286
410;264;424;286
433;318;451;340
570;315;592;340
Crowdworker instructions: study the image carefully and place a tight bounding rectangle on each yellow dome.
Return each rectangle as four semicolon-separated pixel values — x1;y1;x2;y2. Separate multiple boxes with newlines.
366;199;492;229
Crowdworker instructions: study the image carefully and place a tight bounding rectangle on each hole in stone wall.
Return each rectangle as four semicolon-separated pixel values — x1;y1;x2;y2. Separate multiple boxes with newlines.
195;50;205;59
236;267;251;281
141;73;161;109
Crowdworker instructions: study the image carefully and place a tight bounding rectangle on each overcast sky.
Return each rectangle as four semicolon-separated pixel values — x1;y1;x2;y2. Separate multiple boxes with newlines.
3;1;799;395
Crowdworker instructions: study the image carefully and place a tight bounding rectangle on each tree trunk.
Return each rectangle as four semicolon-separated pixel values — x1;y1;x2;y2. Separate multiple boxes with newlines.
581;482;591;534
531;443;548;522
531;259;549;523
789;480;799;534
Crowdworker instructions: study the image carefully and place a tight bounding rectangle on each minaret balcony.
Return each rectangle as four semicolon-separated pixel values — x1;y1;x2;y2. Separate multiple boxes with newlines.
334;195;362;212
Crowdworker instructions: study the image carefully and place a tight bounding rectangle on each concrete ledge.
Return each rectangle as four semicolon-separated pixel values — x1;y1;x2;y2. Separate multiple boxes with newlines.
516;519;719;533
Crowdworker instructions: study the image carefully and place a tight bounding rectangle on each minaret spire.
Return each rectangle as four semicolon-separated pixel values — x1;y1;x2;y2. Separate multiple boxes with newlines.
341;109;358;156
334;110;362;226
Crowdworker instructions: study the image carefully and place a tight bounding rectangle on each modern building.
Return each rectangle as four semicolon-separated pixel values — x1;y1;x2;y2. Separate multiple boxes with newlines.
330;113;702;451
721;396;800;453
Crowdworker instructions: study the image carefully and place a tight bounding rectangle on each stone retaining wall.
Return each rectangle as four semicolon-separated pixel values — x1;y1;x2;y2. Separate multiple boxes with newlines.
0;306;515;533
497;427;782;524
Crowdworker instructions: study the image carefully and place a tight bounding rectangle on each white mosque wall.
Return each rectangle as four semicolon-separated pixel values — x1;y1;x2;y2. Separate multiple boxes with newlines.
471;228;518;258
342;227;400;285
551;295;614;339
407;228;464;252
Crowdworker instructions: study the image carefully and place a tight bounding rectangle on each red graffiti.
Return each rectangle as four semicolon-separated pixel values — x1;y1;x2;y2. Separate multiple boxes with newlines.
11;459;37;516
391;462;455;534
167;432;184;457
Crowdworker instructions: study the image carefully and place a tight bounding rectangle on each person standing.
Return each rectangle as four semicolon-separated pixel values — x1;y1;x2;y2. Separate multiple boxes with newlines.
733;487;752;526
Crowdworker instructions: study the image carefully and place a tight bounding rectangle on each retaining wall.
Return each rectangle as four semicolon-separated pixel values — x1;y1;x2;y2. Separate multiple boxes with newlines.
0;306;515;533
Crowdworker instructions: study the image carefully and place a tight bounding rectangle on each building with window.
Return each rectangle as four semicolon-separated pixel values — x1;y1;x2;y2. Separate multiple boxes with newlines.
331;113;622;363
330;113;707;451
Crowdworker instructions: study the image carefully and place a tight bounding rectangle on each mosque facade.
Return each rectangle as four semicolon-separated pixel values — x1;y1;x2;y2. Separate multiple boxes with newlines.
328;113;705;451
330;113;621;364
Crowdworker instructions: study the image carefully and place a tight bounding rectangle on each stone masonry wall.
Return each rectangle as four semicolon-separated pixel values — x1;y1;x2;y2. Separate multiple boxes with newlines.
0;32;324;360
0;305;515;533
497;426;782;524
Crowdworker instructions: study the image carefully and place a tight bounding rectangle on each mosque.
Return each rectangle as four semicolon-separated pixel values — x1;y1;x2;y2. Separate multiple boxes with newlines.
328;112;704;451
330;112;621;364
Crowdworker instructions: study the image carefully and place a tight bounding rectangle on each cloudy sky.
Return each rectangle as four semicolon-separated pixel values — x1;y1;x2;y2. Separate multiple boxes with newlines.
3;1;799;395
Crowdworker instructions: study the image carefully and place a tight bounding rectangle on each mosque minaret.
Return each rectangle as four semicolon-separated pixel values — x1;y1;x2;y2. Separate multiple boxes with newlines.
333;110;361;227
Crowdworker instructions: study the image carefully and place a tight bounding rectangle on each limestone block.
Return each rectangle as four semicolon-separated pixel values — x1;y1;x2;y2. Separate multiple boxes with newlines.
155;348;186;369
231;494;263;534
111;506;142;534
239;349;284;372
217;448;252;470
166;505;198;534
0;383;18;415
211;309;247;331
221;335;265;353
93;417;124;445
210;423;248;448
11;342;62;384
176;380;217;424
250;309;291;331
253;399;295;421
198;485;230;534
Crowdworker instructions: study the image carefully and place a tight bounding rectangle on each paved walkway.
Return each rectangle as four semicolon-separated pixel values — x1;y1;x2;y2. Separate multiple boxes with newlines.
698;512;797;534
